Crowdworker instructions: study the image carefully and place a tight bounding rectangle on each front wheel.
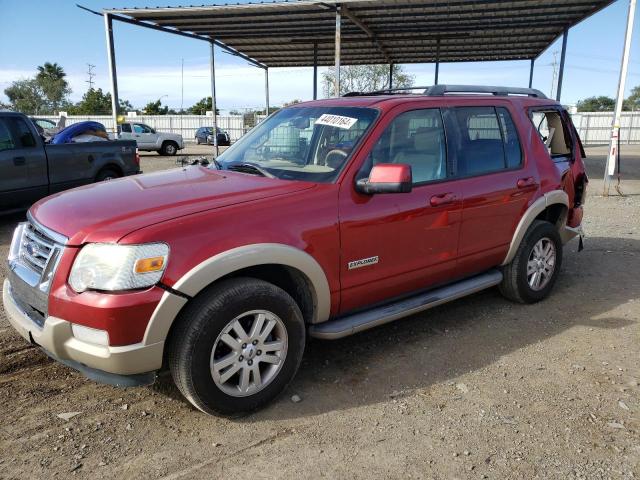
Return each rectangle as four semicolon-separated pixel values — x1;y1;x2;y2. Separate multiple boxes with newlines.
167;278;305;416
499;220;563;304
160;142;178;156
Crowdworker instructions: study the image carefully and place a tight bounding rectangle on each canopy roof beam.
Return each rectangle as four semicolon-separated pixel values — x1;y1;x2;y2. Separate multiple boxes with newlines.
340;5;391;63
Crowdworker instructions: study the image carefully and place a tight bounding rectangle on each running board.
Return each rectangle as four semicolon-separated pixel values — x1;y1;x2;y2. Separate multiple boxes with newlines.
309;269;503;340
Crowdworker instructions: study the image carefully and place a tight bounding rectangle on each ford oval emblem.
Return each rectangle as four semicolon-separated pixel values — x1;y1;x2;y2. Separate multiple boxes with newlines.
25;241;39;257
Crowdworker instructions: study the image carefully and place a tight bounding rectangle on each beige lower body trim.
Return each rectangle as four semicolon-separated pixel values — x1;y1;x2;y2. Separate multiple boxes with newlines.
501;190;570;266
3;279;163;375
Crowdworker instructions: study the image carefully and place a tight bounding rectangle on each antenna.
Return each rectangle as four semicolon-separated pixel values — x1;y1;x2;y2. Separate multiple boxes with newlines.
86;63;96;90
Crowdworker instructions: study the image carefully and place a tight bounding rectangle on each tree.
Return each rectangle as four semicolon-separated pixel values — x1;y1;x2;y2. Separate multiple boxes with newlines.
4;78;47;114
142;99;168;115
576;96;616;112
624;85;640;111
322;64;414;97
35;62;70;112
68;89;134;115
188;97;220;115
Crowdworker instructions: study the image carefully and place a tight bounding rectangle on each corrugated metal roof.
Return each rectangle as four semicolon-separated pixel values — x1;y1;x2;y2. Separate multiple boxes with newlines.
106;0;614;68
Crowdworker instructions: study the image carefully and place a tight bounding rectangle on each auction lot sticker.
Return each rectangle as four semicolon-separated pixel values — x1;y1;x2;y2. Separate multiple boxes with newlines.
315;114;358;129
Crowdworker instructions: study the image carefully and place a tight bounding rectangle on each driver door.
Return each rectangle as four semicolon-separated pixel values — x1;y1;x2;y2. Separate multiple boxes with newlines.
133;123;158;149
338;106;463;313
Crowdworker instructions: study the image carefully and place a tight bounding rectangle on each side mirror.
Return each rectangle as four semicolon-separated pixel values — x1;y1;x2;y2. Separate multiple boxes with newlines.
355;163;412;194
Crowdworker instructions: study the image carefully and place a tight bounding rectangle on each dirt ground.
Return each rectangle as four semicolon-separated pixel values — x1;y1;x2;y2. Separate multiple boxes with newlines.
0;146;638;479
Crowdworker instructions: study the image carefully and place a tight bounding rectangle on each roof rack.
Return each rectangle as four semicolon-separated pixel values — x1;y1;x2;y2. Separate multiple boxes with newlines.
343;86;431;97
424;84;547;98
343;84;547;99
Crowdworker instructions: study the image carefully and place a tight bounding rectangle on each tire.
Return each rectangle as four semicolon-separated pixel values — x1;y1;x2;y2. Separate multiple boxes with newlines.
499;220;563;304
95;168;121;182
160;141;178;156
167;277;306;416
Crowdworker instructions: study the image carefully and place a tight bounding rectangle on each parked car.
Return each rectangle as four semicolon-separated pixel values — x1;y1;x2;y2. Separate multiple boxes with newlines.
117;122;184;155
0;112;140;214
30;118;57;134
195;126;231;146
4;85;587;416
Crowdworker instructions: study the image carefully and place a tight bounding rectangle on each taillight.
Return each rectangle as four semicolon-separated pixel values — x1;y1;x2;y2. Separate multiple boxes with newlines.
135;148;141;167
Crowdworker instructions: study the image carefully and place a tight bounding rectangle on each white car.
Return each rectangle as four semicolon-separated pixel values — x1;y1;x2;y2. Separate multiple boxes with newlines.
118;122;184;155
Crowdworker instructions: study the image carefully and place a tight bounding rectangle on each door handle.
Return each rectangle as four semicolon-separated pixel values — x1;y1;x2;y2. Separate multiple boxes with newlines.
517;177;537;188
430;192;456;207
13;156;26;166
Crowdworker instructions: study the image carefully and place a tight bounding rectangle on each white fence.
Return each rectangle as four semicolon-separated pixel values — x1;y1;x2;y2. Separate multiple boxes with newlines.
31;114;263;143
572;112;640;145
33;111;640;146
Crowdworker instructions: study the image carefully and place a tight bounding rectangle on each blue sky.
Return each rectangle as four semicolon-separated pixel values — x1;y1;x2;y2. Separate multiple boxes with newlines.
0;0;638;113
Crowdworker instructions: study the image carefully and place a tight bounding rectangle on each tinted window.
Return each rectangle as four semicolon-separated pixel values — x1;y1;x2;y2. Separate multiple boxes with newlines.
6;117;36;148
497;108;522;168
361;109;446;184
120;123;132;133
0;119;15;152
452;107;521;176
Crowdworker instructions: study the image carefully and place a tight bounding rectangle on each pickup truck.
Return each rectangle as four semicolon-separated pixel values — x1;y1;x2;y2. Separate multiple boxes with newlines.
4;85;587;416
117;122;184;155
0;112;140;214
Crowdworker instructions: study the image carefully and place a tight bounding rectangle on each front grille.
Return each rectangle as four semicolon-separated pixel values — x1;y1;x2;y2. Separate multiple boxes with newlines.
19;222;56;278
8;218;67;323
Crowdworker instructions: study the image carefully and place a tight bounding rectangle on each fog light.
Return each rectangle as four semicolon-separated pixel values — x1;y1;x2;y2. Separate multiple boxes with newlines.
71;324;109;346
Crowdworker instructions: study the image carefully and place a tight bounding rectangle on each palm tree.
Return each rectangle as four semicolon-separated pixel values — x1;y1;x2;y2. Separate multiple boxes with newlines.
36;62;66;82
35;62;70;113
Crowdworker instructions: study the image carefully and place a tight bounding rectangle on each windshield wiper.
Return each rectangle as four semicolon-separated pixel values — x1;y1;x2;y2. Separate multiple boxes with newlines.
227;163;275;178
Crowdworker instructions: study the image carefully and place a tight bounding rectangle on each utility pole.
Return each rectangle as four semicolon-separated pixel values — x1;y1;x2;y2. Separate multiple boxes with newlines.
604;0;637;195
549;51;558;99
86;63;96;90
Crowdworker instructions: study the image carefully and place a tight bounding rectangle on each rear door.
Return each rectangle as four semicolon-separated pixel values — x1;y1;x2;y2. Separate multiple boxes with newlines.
0;115;48;210
45;142;101;192
339;106;464;313
448;105;537;277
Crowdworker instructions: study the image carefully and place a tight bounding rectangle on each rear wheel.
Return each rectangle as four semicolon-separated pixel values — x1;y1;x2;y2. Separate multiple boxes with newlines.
95;168;120;182
168;278;305;416
160;141;178;156
499;220;563;303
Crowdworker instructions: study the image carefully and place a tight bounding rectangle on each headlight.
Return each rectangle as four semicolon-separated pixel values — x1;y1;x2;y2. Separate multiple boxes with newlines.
69;243;169;293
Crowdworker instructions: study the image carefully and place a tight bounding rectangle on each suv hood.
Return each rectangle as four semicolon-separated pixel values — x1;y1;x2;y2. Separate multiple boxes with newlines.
30;166;314;246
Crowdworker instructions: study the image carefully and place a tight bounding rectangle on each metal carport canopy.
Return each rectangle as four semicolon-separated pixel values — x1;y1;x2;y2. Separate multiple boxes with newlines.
106;0;613;68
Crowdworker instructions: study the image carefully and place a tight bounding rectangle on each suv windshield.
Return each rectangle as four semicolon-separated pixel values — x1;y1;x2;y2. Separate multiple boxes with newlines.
215;106;377;182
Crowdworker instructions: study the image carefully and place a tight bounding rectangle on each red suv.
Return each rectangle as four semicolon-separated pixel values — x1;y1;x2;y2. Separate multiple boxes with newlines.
4;85;587;415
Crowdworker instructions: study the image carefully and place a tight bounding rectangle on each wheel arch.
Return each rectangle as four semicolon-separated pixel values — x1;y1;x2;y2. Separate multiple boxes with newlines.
143;243;331;346
95;163;123;180
501;190;569;266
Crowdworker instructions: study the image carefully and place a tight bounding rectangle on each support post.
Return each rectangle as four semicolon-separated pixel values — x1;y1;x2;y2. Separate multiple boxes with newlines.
604;0;636;195
103;14;119;136
388;63;393;89
556;28;568;102
313;43;318;100
434;38;440;85
528;58;535;88
265;67;270;117
209;41;219;156
334;6;341;97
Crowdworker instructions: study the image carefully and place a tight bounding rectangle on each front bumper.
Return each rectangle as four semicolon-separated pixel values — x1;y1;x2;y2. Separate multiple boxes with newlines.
3;279;162;386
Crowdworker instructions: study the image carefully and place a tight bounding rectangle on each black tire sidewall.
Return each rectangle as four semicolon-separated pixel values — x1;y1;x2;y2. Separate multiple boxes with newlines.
162;143;177;155
180;281;305;415
515;222;563;303
96;168;119;182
